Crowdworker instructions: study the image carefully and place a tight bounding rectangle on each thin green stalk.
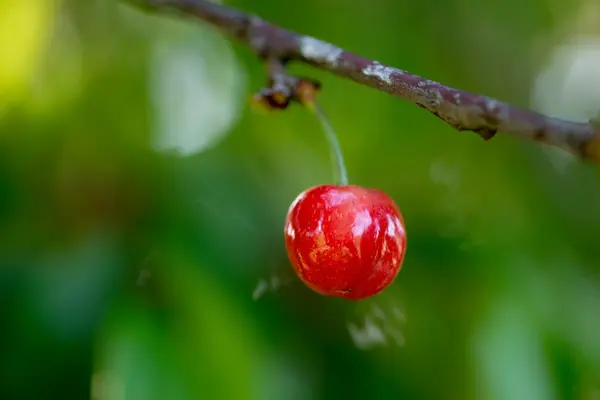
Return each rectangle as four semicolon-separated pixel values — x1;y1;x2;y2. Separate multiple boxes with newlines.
308;103;349;186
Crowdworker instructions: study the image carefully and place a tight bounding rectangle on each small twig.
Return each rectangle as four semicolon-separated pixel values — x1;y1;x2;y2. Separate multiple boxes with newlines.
128;0;600;164
251;58;321;109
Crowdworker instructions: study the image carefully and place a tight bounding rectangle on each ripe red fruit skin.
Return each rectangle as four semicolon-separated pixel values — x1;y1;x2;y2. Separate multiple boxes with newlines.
284;184;407;300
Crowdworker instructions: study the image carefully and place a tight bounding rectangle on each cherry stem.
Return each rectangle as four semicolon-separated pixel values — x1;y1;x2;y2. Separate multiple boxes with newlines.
308;103;349;186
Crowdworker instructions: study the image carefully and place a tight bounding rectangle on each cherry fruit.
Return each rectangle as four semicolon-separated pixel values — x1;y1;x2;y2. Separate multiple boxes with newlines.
284;184;406;300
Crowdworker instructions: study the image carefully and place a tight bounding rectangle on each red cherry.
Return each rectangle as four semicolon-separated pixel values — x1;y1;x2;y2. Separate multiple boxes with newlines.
284;184;407;300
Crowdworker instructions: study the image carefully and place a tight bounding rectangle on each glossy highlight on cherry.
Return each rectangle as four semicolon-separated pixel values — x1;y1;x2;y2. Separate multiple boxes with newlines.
284;184;407;300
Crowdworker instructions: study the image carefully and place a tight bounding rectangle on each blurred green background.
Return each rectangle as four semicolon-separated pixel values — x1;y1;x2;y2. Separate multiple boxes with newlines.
1;0;600;399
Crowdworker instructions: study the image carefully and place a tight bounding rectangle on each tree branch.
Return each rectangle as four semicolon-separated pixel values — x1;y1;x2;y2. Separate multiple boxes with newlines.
130;0;600;164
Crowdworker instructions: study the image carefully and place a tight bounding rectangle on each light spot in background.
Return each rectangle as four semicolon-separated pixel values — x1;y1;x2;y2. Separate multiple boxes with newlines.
347;303;406;350
565;274;600;363
195;197;257;234
254;353;316;400
31;233;121;340
525;260;600;369
0;0;56;101
531;35;600;170
430;159;461;188
252;279;269;300
91;371;124;400
252;275;293;301
542;147;574;174
531;36;600;118
487;256;600;395
136;268;151;286
472;298;555;400
348;317;387;350
93;322;190;400
30;9;83;110
149;35;246;156
430;159;467;237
